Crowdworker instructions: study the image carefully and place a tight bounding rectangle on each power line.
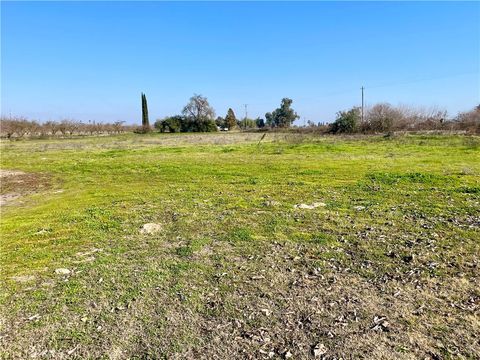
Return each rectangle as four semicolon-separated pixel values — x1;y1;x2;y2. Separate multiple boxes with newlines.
259;71;479;105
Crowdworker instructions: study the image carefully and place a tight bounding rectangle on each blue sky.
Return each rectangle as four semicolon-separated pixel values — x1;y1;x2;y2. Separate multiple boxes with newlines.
2;1;479;125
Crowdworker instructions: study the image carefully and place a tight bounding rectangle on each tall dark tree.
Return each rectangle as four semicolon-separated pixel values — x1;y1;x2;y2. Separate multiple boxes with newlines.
225;108;237;130
255;117;265;128
141;92;150;130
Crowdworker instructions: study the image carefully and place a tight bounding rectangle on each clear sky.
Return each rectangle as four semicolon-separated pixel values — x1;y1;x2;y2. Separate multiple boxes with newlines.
2;1;479;125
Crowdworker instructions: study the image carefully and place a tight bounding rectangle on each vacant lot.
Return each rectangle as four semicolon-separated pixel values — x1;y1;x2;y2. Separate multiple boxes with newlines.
1;133;479;359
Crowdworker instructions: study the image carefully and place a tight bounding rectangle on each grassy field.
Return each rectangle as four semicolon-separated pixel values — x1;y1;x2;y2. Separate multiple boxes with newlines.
1;132;479;359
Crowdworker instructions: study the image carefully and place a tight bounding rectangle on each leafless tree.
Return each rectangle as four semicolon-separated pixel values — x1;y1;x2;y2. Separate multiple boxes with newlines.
455;105;480;133
182;94;215;122
364;103;404;132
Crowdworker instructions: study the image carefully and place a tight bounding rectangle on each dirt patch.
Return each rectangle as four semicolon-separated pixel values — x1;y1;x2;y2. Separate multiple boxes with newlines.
10;275;36;283
0;170;26;178
0;169;51;206
0;193;22;206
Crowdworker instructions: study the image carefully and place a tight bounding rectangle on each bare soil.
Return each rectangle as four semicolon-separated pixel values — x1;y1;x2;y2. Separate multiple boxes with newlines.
0;169;51;206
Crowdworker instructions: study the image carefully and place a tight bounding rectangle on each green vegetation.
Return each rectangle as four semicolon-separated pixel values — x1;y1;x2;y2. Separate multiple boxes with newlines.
2;103;478;139
265;98;299;128
141;92;150;131
224;108;237;130
1;133;479;358
155;94;218;133
331;107;361;133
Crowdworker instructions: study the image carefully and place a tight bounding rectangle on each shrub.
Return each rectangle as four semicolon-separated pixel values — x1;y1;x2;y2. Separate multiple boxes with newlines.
155;116;182;133
133;126;150;134
154;115;217;133
330;107;360;133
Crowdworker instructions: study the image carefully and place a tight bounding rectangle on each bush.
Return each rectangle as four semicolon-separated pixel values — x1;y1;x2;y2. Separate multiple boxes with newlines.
154;115;217;133
155;116;182;133
190;118;218;132
133;126;151;134
330;107;360;133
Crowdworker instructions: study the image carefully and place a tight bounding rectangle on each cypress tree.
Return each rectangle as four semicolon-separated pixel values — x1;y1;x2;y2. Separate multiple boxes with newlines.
141;93;150;130
225;108;237;130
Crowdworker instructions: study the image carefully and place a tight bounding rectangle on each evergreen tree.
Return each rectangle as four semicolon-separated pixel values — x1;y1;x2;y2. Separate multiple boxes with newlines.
141;93;150;131
225;108;237;130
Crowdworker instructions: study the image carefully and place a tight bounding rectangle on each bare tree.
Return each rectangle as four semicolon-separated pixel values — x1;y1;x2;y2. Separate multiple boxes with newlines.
112;121;125;134
0;117;131;138
0;118;16;138
182;94;215;122
364;103;404;132
455;105;480;133
43;121;63;136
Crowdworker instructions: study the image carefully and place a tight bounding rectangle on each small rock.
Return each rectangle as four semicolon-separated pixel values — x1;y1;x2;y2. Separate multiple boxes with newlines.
294;202;326;210
67;346;77;355
251;275;265;280
55;268;71;275
264;200;281;207
313;343;328;357
140;223;162;234
284;351;293;359
260;308;271;317
371;316;390;332
295;203;312;209
27;314;40;321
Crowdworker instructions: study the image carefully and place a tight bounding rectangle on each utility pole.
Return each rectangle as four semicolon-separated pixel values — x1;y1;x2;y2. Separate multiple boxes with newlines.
244;104;248;129
361;86;365;123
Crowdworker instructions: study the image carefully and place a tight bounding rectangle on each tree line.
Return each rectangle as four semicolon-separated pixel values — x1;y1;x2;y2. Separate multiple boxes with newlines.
150;94;299;133
148;93;480;135
1;93;478;139
0;118;130;139
327;103;480;135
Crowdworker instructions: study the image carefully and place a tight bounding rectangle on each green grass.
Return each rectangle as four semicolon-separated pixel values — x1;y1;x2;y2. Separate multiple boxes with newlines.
1;133;479;359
